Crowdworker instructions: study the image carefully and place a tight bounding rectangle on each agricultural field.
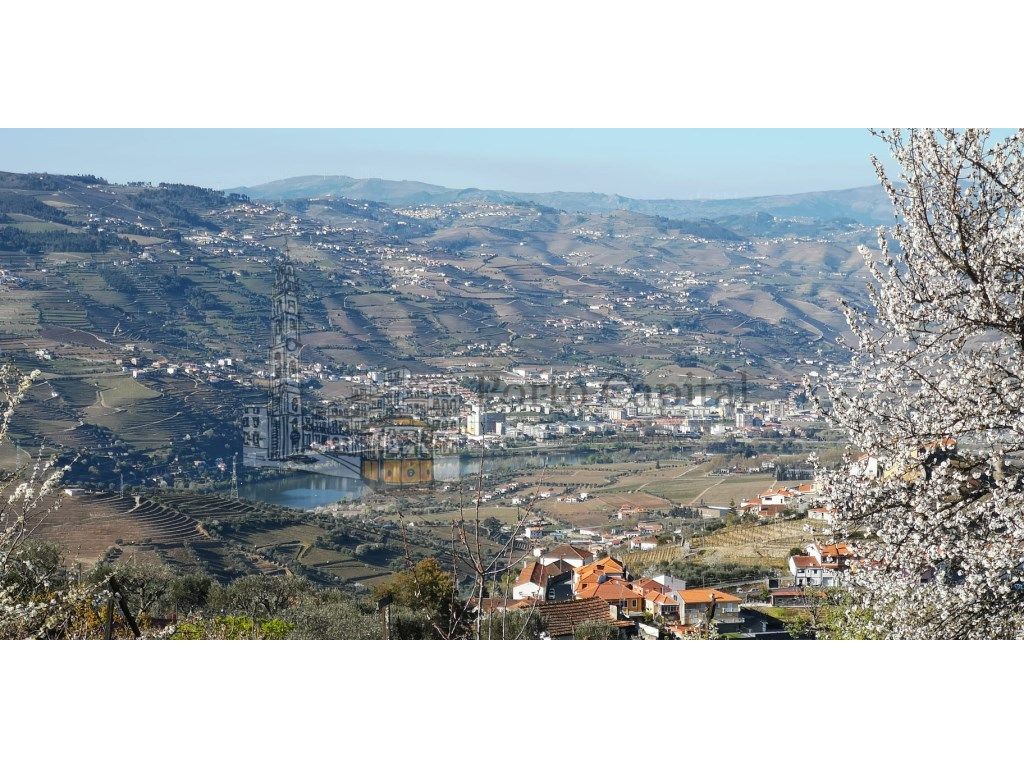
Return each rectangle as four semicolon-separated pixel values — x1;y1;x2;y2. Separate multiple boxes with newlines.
28;492;146;564
380;504;526;526
295;546;393;589
0;291;41;335
22;490;265;581
515;466;625;488
512;460;776;509
694;518;809;569
5;219;78;234
150;491;487;589
534;498;618;529
603;470;776;508
92;374;161;409
585;491;673;511
621;543;686;571
238;523;328;553
593;461;704;493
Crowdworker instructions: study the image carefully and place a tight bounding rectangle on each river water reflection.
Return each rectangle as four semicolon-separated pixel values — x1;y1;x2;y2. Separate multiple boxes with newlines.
236;450;591;510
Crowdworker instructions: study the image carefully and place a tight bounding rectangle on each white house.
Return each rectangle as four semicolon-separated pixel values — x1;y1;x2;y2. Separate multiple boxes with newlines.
758;488;797;507
808;506;836;523
789;554;841;587
629;536;658;551
652;574;687;593
512;560;572;601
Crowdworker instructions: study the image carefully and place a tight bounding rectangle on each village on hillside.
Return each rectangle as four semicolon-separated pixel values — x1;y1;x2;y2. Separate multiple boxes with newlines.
472;476;854;639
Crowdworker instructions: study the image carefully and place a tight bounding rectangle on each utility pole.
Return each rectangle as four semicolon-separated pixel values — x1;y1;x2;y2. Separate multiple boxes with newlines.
231;453;239;499
119;472;124;499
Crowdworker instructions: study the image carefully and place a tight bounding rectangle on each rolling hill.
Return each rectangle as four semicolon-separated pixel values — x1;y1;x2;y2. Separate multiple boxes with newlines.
229;175;893;226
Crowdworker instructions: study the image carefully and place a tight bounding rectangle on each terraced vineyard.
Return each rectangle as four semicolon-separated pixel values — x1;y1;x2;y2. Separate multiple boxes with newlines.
33;290;91;329
156;490;294;523
155;491;445;589
694;518;808;569
30;492;141;563
29;490;280;581
8;375;110;451
622;543;686;570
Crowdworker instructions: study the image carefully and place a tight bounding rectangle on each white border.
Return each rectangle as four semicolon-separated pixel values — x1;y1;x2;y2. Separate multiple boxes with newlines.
2;1;1020;761
3;1;1020;127
2;639;1021;765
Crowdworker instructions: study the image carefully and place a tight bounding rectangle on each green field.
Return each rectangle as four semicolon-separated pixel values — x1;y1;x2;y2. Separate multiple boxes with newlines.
600;466;775;507
6;219;78;234
93;375;161;409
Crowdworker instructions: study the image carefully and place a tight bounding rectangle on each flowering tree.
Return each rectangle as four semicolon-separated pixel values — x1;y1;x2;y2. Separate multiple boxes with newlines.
815;129;1024;639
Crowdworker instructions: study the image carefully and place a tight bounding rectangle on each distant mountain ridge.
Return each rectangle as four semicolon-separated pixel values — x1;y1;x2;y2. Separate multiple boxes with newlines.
229;175;893;225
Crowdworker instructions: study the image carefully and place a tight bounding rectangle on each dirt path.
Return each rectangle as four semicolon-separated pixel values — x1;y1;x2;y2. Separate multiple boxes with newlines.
120;410;182;432
688;477;725;506
636;462;700;491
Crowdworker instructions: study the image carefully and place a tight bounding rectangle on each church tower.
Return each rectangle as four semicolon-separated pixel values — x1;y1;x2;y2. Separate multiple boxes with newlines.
268;260;304;459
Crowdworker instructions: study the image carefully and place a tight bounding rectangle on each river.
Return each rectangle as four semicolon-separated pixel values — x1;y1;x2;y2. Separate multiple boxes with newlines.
236;449;592;509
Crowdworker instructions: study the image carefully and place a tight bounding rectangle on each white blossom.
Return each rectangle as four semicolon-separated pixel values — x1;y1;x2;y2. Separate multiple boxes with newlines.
813;129;1024;639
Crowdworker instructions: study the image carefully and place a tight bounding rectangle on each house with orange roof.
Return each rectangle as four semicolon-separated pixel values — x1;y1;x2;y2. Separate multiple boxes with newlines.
809;542;853;562
739;485;801;518
575;577;645;617
571;555;626;593
676;588;743;629
796;542;855;583
633;577;667;594
755;503;788;518
643;589;679;619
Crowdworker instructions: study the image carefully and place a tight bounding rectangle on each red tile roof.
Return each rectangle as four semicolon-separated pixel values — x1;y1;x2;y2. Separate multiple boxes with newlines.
644;590;678;606
791;555;820;569
677;588;742;605
576;578;642;602
516;561;543;586
634;577;668;594
545;543;591;561
537;597;614;637
818;543;853;558
574;556;625;584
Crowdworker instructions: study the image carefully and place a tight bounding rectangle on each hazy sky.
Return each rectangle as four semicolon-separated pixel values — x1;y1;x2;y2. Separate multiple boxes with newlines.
0;129;888;199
